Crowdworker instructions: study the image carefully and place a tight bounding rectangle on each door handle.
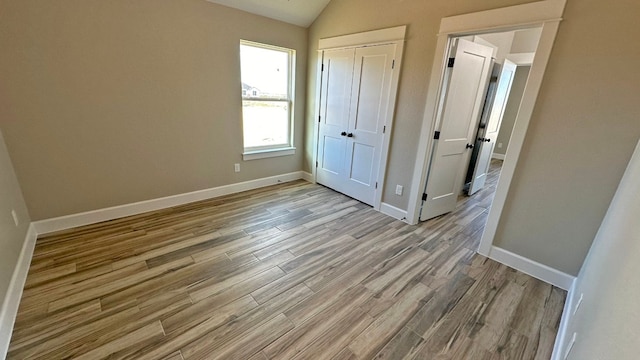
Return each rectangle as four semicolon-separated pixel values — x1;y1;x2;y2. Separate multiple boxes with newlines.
477;137;491;142
485;138;491;142
341;131;347;136
347;133;354;138
466;143;474;149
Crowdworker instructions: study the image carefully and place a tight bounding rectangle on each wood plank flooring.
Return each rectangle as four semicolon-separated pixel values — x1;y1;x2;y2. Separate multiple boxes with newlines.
9;160;566;359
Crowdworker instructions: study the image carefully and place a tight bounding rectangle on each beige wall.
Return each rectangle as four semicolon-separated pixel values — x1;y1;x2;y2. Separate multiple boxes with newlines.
563;141;640;359
0;129;31;321
494;66;530;156
0;0;307;220
308;0;640;276
493;0;640;275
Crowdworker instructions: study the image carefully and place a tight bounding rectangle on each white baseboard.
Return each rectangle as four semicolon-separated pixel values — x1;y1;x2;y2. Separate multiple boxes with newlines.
487;246;575;290
33;171;307;235
301;171;314;183
380;202;409;222
0;224;37;358
491;153;506;160
551;279;577;360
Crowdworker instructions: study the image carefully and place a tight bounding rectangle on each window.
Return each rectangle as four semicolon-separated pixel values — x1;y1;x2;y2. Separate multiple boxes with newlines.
240;40;295;159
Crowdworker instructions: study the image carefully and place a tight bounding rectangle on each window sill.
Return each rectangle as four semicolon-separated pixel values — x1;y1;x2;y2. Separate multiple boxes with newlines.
242;147;296;161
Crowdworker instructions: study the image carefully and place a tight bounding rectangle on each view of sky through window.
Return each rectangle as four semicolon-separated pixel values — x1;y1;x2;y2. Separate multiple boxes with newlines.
240;42;294;151
240;44;288;98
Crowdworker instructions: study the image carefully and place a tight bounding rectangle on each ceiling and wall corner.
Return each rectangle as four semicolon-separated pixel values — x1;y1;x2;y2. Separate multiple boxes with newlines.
474;32;515;63
510;27;543;53
468;27;541;64
205;0;331;27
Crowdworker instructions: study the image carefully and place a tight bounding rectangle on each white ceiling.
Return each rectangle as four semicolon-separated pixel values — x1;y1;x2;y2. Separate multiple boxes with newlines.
206;0;331;27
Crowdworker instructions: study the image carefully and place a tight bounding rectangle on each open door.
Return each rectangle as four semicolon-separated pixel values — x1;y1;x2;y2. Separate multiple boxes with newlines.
420;39;493;221
468;59;517;195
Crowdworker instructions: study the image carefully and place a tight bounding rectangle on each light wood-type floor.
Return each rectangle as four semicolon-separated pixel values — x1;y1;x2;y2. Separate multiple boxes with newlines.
9;160;566;359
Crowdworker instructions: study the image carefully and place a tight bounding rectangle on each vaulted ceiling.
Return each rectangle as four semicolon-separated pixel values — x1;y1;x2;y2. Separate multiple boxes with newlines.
206;0;331;27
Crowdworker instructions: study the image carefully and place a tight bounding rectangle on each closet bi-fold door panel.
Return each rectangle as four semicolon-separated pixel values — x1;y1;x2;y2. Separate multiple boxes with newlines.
317;48;355;197
317;44;396;206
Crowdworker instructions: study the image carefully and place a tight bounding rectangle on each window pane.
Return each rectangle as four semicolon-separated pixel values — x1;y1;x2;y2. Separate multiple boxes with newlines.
240;41;294;152
242;101;289;148
240;44;289;99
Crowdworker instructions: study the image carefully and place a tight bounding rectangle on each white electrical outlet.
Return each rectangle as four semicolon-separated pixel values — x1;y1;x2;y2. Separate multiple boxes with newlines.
395;185;403;196
497;142;503;149
234;163;240;173
11;209;19;226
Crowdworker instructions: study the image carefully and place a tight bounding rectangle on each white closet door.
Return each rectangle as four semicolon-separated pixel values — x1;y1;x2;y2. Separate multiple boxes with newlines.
317;48;355;196
342;44;396;205
317;44;397;206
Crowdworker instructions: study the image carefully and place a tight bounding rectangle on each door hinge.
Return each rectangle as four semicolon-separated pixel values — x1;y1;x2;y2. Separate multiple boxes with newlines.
448;58;455;68
383;125;386;134
422;193;428;201
316;161;318;168
318;115;321;123
433;131;440;140
375;182;378;189
392;60;395;69
321;63;324;72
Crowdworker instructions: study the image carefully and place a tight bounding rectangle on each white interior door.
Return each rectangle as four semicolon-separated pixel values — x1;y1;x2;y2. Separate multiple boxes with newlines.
468;59;517;195
342;44;395;205
317;44;397;206
420;39;494;221
317;48;355;197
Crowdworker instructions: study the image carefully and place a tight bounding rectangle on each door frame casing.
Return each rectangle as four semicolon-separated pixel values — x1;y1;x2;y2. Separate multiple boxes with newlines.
312;26;406;210
406;0;566;253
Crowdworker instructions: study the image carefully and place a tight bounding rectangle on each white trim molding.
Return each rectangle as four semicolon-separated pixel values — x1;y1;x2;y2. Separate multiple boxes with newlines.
301;171;314;183
242;147;296;161
486;246;575;290
551;279;577;360
318;26;406;50
438;0;565;35
33;171;310;235
0;224;37;358
380;202;409;222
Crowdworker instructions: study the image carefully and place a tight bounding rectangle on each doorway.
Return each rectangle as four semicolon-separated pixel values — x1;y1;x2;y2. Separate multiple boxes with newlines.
421;28;541;221
405;0;566;258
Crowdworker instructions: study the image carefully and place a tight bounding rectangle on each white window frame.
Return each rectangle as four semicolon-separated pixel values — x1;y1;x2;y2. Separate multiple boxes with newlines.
240;40;296;161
